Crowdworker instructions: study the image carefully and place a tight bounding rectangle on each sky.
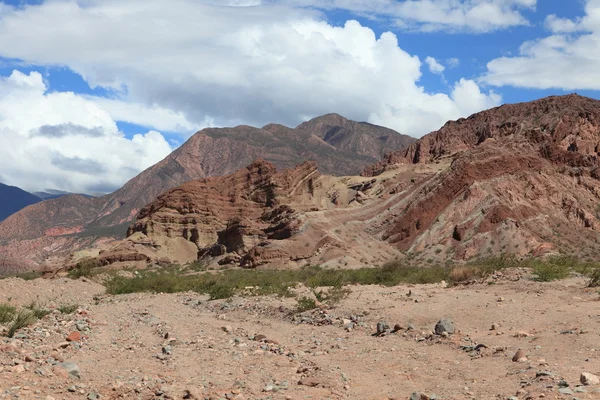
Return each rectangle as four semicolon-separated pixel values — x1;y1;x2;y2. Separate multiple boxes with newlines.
0;0;599;194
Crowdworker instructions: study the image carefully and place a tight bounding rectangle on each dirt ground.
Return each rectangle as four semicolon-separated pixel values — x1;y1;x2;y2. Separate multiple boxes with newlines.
1;271;600;400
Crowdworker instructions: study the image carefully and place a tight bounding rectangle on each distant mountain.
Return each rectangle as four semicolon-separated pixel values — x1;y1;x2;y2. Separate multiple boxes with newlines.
0;183;42;222
0;114;415;269
33;190;95;201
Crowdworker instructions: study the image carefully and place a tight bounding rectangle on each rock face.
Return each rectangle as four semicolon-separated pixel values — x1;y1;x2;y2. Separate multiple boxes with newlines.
0;115;412;272
360;94;600;263
128;160;356;268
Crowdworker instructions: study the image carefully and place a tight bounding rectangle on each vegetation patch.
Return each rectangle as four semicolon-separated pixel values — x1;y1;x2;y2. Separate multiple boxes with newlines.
99;255;600;300
0;303;16;324
58;304;79;314
68;258;102;279
6;309;36;338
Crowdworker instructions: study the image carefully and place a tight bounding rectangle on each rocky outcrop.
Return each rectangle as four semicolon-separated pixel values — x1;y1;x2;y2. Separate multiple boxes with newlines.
363;94;600;176
128;160;331;268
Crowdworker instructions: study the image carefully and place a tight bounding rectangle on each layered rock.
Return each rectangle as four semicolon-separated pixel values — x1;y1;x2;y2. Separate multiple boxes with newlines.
127;160;331;267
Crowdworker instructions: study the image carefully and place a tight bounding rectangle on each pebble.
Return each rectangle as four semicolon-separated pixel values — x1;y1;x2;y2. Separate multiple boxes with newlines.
434;318;455;335
60;361;81;379
580;372;600;386
376;322;389;335
298;377;321;387
512;349;527;362
66;331;82;342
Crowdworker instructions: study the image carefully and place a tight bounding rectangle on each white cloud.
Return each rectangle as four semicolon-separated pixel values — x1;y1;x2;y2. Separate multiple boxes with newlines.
482;0;600;90
447;57;461;68
425;56;445;74
0;0;500;140
277;0;536;33
89;97;201;134
0;70;172;194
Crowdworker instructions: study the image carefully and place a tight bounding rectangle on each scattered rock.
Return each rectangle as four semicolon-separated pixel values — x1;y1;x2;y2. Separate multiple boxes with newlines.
298;377;321;387
60;361;81;379
512;349;527;362
434;319;455;335
376;321;389;335
409;392;431;400
580;372;600;386
66;331;82;342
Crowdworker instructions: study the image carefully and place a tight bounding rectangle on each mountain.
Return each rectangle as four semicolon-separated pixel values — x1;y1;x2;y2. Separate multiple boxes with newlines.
0;114;414;270
0;183;41;222
82;94;600;272
33;190;95;201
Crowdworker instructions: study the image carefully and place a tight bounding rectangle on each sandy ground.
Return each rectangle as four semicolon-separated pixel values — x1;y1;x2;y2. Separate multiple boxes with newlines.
1;272;600;400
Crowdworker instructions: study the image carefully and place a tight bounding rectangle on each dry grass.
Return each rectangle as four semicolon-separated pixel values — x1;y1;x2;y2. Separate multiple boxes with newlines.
449;265;487;283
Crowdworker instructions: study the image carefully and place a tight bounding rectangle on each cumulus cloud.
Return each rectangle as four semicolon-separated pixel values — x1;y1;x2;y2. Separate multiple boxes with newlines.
482;0;600;90
0;0;500;140
425;56;445;74
0;71;172;194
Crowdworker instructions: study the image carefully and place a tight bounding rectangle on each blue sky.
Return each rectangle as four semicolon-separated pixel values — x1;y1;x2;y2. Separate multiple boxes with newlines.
0;0;599;193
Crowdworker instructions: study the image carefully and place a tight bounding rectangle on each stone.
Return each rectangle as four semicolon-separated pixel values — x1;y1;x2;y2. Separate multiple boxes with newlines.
298;377;321;387
434;318;455;335
558;387;574;395
60;361;81;379
376;322;389;335
222;326;233;333
512;349;527;362
66;331;82;342
410;392;430;400
580;372;600;386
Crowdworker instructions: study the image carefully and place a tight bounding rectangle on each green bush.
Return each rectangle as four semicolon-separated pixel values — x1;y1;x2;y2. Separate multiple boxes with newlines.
0;303;16;324
25;301;50;319
529;258;571;282
68;258;101;279
7;309;36;338
587;268;600;287
296;297;317;312
58;304;79;314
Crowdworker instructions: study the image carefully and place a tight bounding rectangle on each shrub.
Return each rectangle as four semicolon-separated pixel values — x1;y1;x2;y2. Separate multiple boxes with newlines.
0;303;16;324
68;258;101;279
587;268;600;287
449;265;486;283
296;297;317;312
58;304;79;314
7;309;36;338
529;259;571;282
25;301;50;319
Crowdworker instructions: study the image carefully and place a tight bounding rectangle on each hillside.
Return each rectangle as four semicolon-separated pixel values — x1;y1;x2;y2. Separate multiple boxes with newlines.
0;114;413;270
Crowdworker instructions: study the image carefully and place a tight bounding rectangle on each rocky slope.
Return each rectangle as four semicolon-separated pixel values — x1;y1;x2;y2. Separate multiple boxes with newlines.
0;183;41;222
93;94;600;270
0;115;412;271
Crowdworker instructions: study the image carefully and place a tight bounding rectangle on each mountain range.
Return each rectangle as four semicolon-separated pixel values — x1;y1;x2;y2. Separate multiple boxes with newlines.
88;94;600;272
4;94;600;275
0;114;414;270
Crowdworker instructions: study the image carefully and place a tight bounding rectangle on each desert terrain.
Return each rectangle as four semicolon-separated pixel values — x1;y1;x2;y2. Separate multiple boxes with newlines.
2;269;600;400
